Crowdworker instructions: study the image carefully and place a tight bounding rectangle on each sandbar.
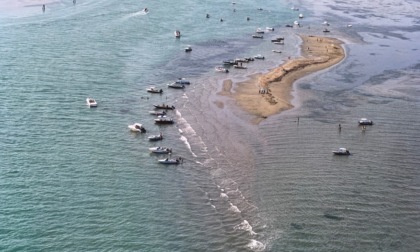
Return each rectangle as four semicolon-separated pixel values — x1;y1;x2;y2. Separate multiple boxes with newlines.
220;35;345;124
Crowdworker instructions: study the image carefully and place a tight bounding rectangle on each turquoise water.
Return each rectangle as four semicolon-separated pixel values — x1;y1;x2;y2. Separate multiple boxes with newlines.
1;0;420;251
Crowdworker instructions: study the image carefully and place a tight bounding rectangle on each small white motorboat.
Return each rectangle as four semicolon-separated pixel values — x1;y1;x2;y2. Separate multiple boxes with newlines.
272;50;282;53
254;54;265;60
333;148;350;155
271;37;284;42
293;20;299;26
142;8;148;13
128;123;146;133
86;98;97;107
149;146;172;154
255;28;265;34
175;78;190;85
252;34;264;39
148;133;163;141
234;64;247;69
266;27;274;31
154;116;175;124
149;110;167;116
215;66;229;73
299;13;304;18
185;46;192;52
174;30;181;38
358;118;373;125
158;157;183;164
274;41;284;45
323;21;330;26
147;87;163;93
167;82;185;89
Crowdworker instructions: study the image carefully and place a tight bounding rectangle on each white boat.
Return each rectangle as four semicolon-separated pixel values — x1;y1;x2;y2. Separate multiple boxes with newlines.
323;21;330;26
254;54;265;60
149;110;166;116
86;98;97;107
255;28;265;34
347;24;352;28
273;41;284;45
215;66;229;73
272;50;282;53
266;27;274;31
158;157;183;164
155;116;175;124
333;148;350;155
147;87;163;93
234;64;247;69
128;123;146;133
185;46;192;52
252;34;263;39
174;30;181;38
298;13;304;18
291;6;299;11
154;104;175;110
149;146;172;154
142;8;148;13
358;118;373;125
175;78;190;84
148;133;163;141
167;82;185;89
293;20;299;25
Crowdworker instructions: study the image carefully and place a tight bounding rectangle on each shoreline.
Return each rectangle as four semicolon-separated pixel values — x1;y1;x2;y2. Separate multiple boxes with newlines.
218;34;345;124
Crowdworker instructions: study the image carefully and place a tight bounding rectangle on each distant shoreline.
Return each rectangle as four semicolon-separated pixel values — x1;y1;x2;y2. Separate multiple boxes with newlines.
218;34;345;124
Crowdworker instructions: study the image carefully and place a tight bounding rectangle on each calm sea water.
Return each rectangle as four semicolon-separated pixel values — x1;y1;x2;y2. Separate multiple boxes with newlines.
1;0;419;251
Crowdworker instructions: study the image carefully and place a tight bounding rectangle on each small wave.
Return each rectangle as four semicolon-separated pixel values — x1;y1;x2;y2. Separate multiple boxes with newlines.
228;203;241;213
125;10;148;19
234;220;256;235
246;239;266;251
179;135;197;157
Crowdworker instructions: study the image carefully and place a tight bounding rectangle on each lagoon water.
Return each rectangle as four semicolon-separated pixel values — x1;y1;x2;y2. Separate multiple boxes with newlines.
1;0;419;251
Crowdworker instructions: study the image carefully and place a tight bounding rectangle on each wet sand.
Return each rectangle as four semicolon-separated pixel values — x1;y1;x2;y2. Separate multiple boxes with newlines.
218;35;345;124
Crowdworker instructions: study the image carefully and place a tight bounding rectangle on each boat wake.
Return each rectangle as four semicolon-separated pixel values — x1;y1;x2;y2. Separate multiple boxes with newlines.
124;9;148;20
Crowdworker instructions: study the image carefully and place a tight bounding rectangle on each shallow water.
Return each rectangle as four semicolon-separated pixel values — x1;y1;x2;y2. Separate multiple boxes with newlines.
1;0;419;251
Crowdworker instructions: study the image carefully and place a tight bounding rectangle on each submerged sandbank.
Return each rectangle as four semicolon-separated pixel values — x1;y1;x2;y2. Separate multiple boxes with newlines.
218;35;345;124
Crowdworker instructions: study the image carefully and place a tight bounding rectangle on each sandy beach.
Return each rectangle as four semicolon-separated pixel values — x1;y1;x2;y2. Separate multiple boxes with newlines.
218;35;345;124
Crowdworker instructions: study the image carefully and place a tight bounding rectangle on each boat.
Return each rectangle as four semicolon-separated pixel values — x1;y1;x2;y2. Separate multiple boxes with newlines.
147;87;163;93
255;28;265;34
285;24;293;28
244;57;254;62
174;30;181;38
128;123;146;133
333;148;350;155
235;58;249;63
175;78;190;84
154;104;175;110
149;146;172;154
323;21;330;26
252;35;264;39
271;37;284;42
234;64;247;69
158;157;183;164
323;28;330;33
347;24;352;28
149;110;167;116
142;8;148;13
86;98;97;107
215;66;229;73
272;50;282;53
293;20;299;26
167;82;185;89
273;41;284;45
291;6;299;11
266;27;274;31
185;46;192;52
299;13;304;18
253;54;265;60
358;118;373;125
154;116;175;124
223;59;236;65
148;133;163;141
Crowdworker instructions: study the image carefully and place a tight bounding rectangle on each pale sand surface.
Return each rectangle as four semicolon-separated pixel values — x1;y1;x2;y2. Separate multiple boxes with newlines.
218;35;345;124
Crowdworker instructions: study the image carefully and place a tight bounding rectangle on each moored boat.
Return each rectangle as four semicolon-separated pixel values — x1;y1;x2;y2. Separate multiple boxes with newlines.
358;118;373;125
255;28;265;34
332;148;350;155
167;82;185;89
175;78;190;84
149;146;172;154
234;64;247;69
147;87;163;93
154;116;175;124
148;133;163;141
272;50;282;53
185;45;192;52
128;123;146;133
86;98;97;107
154;104;175;110
252;34;263;39
215;66;229;73
174;30;181;38
149;110;167;116
253;54;265;60
158;157;183;164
